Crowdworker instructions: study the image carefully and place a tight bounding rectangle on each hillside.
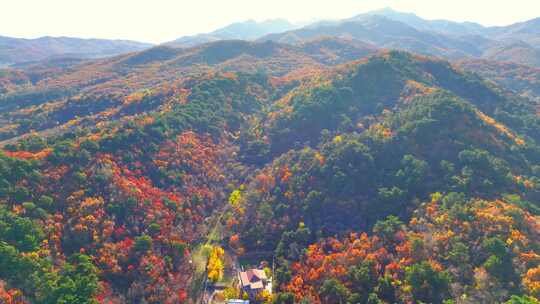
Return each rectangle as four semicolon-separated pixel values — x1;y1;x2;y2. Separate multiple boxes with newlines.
487;17;540;49
0;40;538;304
457;59;540;104
227;51;540;303
0;35;152;66
0;39;380;143
3;38;538;145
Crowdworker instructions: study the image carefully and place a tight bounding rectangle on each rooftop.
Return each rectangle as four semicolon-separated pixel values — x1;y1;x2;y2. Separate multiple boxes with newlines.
239;269;267;291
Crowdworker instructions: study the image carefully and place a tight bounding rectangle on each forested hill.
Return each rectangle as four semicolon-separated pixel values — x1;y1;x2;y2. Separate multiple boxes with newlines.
0;39;378;143
1;39;537;144
0;43;538;304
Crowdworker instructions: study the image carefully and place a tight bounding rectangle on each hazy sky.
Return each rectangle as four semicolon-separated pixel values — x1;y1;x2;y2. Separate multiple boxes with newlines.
2;0;539;43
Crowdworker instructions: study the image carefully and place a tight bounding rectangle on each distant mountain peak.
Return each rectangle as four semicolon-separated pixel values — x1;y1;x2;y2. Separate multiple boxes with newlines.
348;7;485;36
369;7;413;16
166;19;296;48
377;6;396;12
355;7;422;20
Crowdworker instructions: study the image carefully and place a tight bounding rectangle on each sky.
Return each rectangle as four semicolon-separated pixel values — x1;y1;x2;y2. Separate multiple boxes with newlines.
2;0;540;44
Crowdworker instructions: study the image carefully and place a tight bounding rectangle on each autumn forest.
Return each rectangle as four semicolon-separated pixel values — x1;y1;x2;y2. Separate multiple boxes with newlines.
0;6;540;304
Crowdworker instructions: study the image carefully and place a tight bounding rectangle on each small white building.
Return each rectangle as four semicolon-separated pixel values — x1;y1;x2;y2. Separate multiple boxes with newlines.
227;300;249;304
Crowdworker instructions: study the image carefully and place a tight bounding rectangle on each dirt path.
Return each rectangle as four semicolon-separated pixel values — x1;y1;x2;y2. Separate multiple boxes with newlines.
191;202;231;303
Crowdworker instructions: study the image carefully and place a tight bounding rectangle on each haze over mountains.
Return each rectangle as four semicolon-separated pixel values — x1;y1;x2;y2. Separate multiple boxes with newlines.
167;7;540;67
2;7;540;67
0;19;296;66
0;36;152;66
165;19;297;48
260;8;540;67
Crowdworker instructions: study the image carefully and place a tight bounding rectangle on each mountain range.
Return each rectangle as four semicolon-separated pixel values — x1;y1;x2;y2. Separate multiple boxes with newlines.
0;19;296;67
165;19;296;48
2;37;538;143
261;8;540;67
2;8;540;68
165;8;540;68
0;36;152;66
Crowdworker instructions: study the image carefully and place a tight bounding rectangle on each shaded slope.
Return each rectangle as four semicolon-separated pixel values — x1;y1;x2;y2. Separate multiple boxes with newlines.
240;51;536;162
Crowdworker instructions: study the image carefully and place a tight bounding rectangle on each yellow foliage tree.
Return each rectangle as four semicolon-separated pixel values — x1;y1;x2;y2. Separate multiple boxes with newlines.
207;246;225;283
229;185;246;207
256;290;273;303
222;286;239;300
229;189;242;207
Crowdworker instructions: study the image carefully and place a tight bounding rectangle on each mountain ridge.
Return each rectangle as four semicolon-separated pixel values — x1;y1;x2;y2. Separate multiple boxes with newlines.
259;10;540;67
165;19;296;48
0;35;153;66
